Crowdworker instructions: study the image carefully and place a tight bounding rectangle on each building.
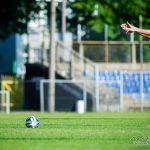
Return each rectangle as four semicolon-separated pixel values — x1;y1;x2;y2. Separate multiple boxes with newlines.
0;34;26;77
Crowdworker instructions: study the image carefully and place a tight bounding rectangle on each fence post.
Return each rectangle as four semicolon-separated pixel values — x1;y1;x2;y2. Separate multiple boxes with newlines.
79;42;84;76
0;90;10;114
6;91;10;114
70;48;74;79
120;71;124;112
79;42;84;58
104;41;109;63
130;33;136;65
140;71;144;112
83;81;87;112
40;80;44;112
139;15;143;66
95;65;100;112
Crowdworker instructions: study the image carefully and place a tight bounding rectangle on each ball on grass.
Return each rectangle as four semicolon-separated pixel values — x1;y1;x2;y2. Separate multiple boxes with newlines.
25;116;39;128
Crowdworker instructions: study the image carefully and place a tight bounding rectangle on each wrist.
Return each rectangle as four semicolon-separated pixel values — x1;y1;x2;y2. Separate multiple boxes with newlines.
133;27;139;32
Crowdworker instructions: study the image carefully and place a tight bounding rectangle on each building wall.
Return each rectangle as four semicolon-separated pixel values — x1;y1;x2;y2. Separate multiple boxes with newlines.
0;34;26;76
0;35;16;74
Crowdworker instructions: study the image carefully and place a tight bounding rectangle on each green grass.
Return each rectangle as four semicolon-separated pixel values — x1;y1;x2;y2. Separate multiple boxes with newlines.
0;112;150;150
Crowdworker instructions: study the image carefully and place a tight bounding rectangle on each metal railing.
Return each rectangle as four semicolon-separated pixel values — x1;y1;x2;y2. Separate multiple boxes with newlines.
0;73;149;113
56;41;96;80
0;90;10;114
40;79;122;112
73;41;150;63
39;70;150;112
26;40;150;80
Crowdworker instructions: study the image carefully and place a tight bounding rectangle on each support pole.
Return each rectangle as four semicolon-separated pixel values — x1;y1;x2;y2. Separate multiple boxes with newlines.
6;91;10;114
62;0;67;42
139;15;143;66
40;80;44;112
95;65;100;112
139;15;144;112
130;33;136;65
48;0;56;112
104;24;109;62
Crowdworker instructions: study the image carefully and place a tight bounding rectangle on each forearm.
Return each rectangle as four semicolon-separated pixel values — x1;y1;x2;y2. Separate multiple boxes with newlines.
139;33;150;38
134;27;150;36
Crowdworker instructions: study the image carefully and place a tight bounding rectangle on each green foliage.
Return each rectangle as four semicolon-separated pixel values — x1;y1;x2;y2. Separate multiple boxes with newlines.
68;0;150;38
68;0;150;61
136;44;150;62
1;0;149;41
143;47;150;62
0;0;41;40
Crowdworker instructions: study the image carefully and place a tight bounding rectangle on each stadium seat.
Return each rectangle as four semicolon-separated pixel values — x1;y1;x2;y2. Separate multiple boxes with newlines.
83;70;150;97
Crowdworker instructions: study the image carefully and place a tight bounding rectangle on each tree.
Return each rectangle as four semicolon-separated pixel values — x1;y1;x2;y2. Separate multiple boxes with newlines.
67;0;150;40
0;0;41;40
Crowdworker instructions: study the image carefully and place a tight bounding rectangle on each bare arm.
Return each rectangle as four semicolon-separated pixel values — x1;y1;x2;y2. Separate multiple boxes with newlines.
134;27;150;38
121;22;150;38
139;33;150;38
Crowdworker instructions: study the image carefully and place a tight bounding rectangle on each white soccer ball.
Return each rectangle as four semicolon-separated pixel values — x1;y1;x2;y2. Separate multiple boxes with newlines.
25;116;40;128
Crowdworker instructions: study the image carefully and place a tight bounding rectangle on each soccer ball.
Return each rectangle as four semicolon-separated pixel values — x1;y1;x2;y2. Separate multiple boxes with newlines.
25;116;40;128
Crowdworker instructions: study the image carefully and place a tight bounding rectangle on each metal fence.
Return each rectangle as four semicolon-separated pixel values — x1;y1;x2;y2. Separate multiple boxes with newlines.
0;80;24;111
27;41;150;66
73;41;150;63
82;70;150;112
0;90;10;114
0;70;150;113
40;79;122;112
0;80;41;112
40;71;150;112
56;41;96;80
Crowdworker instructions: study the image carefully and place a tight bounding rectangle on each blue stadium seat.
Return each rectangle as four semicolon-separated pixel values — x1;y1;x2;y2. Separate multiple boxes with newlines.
83;70;89;76
84;70;150;96
132;73;140;81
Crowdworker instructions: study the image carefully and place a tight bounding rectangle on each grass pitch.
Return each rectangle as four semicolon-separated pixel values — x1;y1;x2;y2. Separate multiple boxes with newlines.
0;112;150;150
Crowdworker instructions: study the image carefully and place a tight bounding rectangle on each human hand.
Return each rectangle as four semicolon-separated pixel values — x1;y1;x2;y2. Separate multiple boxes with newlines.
121;22;135;33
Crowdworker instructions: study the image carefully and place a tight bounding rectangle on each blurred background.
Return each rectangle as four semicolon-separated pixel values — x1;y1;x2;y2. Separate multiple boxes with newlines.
0;0;150;113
